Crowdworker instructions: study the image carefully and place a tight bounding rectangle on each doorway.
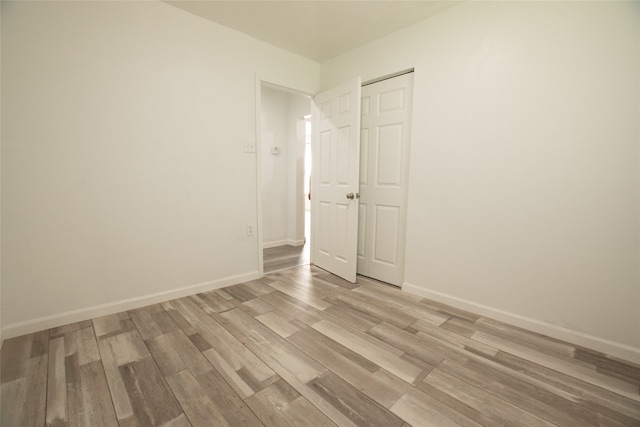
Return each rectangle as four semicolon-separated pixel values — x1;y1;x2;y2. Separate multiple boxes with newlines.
259;83;312;273
258;72;414;285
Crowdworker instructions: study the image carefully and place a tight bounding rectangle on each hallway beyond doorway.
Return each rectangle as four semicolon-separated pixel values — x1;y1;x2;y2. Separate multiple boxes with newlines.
264;209;311;274
263;244;310;273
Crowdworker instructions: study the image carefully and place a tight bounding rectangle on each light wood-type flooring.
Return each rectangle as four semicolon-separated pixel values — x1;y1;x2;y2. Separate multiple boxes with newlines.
2;265;639;426
263;244;310;273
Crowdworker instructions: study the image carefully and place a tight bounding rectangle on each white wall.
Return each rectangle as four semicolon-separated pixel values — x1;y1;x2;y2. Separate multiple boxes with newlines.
260;86;310;247
322;1;640;361
261;86;290;246
286;93;311;245
1;0;319;335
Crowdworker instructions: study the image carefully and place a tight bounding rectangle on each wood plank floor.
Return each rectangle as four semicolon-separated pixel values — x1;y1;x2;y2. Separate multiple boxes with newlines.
2;265;639;426
263;244;310;273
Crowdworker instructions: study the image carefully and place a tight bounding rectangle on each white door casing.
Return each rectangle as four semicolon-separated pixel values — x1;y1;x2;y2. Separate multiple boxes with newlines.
357;73;414;286
311;77;362;283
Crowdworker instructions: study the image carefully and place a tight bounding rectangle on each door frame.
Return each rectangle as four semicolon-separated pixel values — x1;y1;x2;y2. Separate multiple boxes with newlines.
255;70;415;280
254;76;313;277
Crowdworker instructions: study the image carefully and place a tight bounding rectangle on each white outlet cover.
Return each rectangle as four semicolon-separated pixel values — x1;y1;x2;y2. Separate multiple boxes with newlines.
244;139;256;153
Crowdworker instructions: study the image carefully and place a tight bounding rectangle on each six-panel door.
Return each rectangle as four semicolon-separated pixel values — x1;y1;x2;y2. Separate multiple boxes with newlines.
357;73;414;286
311;77;362;283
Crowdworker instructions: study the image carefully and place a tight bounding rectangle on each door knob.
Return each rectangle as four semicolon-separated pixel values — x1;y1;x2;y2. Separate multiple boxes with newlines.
346;193;355;200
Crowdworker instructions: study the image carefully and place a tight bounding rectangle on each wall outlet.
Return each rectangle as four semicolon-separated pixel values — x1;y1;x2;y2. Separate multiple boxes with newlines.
247;224;255;236
244;139;256;153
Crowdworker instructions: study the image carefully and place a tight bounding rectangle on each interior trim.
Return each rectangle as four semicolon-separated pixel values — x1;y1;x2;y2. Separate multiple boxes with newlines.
402;281;640;365
2;271;260;341
362;68;414;87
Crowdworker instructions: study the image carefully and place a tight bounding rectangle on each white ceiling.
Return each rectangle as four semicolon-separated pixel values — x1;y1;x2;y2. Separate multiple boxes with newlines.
166;1;459;62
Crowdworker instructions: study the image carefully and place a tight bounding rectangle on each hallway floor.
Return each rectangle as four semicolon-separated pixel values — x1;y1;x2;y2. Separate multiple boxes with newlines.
263;244;310;273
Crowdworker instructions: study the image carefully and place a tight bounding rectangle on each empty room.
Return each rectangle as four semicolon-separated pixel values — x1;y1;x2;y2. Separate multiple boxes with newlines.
1;1;639;426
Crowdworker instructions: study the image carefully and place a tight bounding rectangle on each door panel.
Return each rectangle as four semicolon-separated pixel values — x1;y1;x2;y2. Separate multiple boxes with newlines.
335;203;350;261
373;205;400;265
318;201;331;256
357;73;413;286
379;87;407;113
376;123;404;186
312;77;362;283
336;126;351;185
359;128;370;186
319;130;332;184
357;203;367;259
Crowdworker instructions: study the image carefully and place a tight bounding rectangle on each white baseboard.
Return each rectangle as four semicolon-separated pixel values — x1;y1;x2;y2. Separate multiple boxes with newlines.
402;282;640;365
263;240;287;249
263;239;306;249
2;271;260;340
287;238;306;247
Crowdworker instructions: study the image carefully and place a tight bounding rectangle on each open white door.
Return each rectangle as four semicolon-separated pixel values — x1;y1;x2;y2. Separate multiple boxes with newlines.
311;77;362;282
